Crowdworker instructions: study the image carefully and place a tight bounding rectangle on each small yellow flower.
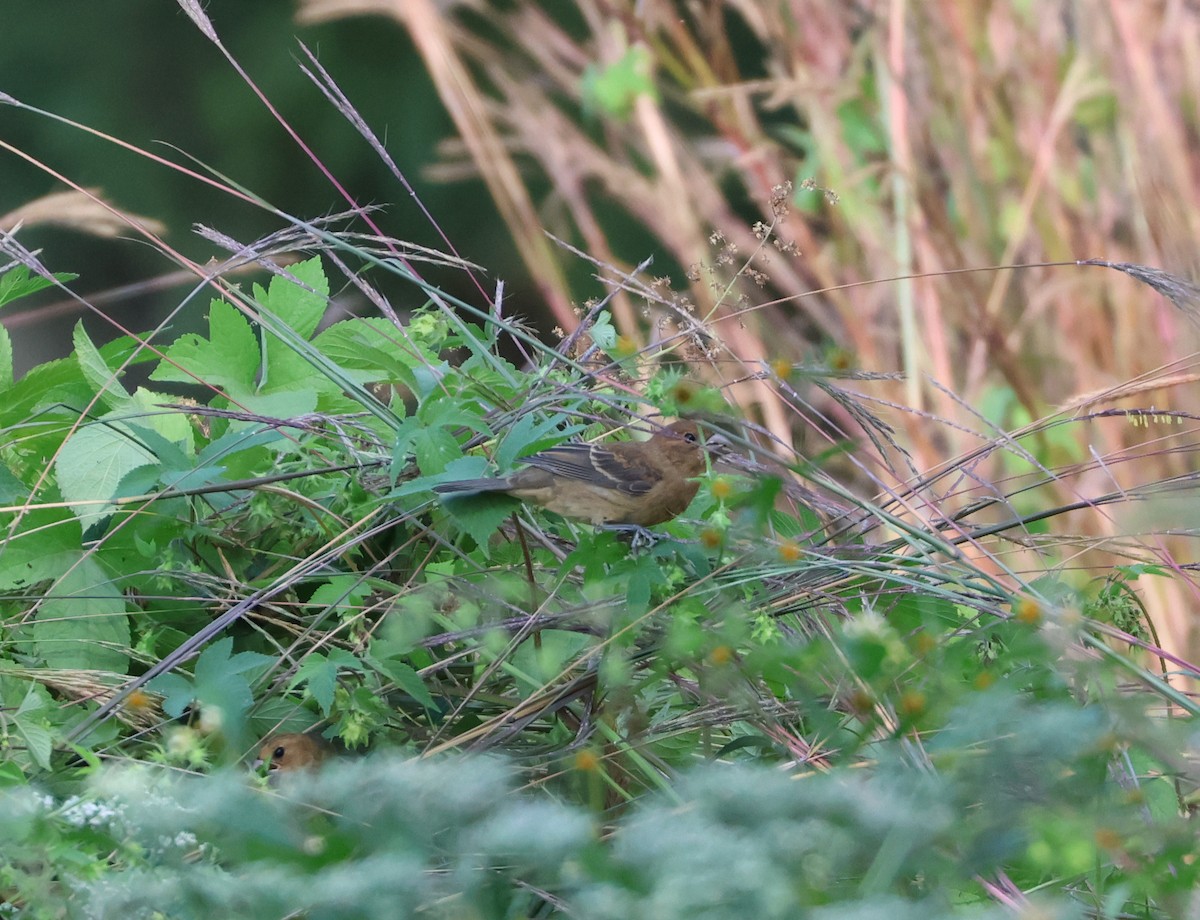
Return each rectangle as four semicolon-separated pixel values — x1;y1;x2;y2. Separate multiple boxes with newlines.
707;645;733;666
1093;827;1122;851
778;540;802;562
1015;597;1042;625
913;632;937;656
973;670;996;690
899;690;927;717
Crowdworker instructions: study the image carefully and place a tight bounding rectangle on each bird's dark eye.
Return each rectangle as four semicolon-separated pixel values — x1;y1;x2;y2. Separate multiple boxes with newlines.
273;746;286;759
684;432;698;443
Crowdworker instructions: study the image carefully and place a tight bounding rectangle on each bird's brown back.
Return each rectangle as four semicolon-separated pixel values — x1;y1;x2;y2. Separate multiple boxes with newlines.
433;419;711;527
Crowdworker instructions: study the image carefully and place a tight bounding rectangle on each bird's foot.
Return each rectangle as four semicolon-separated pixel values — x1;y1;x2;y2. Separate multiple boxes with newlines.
600;524;663;549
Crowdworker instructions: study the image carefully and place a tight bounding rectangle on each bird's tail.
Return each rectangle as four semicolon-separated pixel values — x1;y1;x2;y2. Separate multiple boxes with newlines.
433;478;512;494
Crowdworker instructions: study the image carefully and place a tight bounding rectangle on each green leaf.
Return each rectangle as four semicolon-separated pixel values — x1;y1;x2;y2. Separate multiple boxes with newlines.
0;509;80;590
0;322;12;391
0;761;25;786
371;656;438;712
439;489;520;550
0;463;27;504
259;257;328;342
290;648;364;715
34;556;130;673
55;413;159;529
149;637;274;729
495;415;582;471
581;46;657;120
14;709;53;771
313;316;447;387
588;311;617;351
149;297;259;395
73;321;131;408
0;266;77;310
150;673;196;720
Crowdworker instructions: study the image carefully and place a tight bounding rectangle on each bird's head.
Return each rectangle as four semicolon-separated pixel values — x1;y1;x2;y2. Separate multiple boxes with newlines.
255;732;329;774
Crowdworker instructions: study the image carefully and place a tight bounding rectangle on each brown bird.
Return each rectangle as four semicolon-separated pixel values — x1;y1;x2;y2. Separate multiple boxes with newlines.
433;420;711;527
255;732;330;773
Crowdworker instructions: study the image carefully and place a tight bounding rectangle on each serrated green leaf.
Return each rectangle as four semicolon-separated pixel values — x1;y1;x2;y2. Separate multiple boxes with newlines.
0;357;86;428
0;266;77;310
0;463;27;504
588;311;617;350
194;637;274;681
309;576;371;613
314;317;422;378
55;413;158;528
289;648;364;716
0;510;81;590
412;427;463;474
35;556;130;673
149;297;259;394
290;653;339;715
259;257;328;341
151;638;274;734
440;491;520;551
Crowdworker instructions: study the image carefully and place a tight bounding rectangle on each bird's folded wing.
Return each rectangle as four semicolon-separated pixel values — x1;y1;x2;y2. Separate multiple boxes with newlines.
520;443;656;494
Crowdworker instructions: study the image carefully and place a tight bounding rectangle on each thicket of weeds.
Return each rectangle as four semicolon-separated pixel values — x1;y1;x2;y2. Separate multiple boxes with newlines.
2;2;1200;918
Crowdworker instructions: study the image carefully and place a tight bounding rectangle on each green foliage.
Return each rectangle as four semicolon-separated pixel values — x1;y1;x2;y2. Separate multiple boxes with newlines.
2;679;1193;919
581;45;657;120
0;253;1196;918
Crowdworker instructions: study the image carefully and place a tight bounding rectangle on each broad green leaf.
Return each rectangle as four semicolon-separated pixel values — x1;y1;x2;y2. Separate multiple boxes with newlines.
149;637;274;729
439;489;520;551
35;556;130;673
149;297;259;395
150;673;195;720
0;358;87;427
0;462;29;504
308;575;371;614
15;719;53;771
289;649;363;715
73;321;131;408
371;656;437;712
588;311;617;350
0;508;81;590
258;257;328;342
55;413;158;528
313;315;452;398
258;258;330;392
